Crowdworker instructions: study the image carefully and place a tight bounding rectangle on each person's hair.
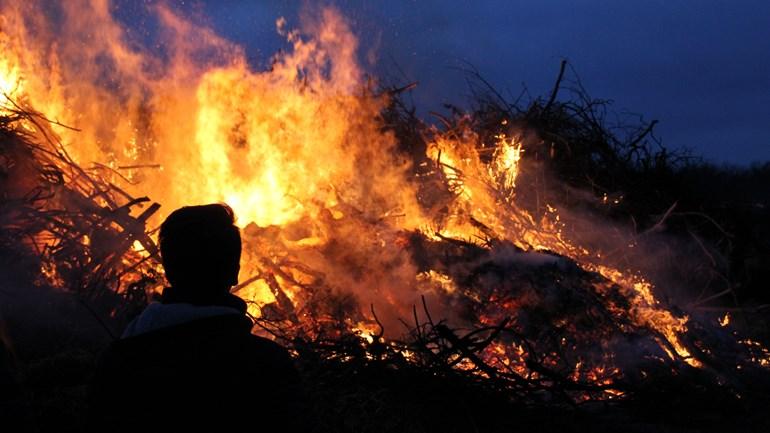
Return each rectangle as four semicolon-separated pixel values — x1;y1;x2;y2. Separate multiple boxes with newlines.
159;204;241;291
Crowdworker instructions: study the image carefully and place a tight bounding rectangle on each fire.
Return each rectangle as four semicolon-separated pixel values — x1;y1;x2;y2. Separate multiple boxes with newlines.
0;26;22;100
491;133;523;194
1;0;767;401
741;339;770;368
719;312;731;327
0;1;420;230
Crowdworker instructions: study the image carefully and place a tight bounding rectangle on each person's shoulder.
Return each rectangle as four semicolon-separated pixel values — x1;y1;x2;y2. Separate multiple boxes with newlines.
120;313;248;341
99;314;247;359
102;314;294;367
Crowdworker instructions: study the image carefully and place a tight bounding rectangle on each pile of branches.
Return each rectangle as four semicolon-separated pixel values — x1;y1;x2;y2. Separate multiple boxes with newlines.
386;61;770;316
2;65;770;432
0;103;162;329
250;226;770;404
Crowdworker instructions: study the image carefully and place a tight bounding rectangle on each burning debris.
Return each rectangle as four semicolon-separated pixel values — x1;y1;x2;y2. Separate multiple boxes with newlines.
1;1;770;431
0;105;161;322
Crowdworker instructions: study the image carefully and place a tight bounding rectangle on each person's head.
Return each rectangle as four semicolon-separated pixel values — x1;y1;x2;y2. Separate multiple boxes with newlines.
159;204;241;293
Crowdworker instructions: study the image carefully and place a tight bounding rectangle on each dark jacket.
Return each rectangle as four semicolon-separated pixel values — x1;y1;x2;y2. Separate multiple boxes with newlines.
89;300;303;432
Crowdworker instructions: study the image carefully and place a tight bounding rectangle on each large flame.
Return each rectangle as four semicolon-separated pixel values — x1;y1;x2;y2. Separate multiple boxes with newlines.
0;2;421;229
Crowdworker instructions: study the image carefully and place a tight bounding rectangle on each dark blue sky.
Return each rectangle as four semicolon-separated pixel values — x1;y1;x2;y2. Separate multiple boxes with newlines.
166;0;770;164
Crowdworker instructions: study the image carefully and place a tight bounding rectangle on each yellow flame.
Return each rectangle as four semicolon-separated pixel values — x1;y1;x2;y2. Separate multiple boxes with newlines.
719;313;731;327
491;135;523;192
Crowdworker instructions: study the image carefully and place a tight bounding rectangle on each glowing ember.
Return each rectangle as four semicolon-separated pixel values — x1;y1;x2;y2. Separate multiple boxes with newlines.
719;312;731;327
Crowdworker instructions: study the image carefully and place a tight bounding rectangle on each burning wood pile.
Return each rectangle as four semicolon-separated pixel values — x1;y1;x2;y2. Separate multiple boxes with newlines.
0;105;161;326
3;92;769;404
1;2;769;430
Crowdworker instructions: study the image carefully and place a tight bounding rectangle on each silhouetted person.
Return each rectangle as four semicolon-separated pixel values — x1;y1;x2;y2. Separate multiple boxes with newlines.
89;204;303;432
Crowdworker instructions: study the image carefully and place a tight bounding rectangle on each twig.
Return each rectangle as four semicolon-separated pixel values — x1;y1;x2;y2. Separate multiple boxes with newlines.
370;304;385;339
543;59;568;113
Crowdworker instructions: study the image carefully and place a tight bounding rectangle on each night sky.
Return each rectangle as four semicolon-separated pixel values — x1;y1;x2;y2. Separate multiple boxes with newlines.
147;1;770;164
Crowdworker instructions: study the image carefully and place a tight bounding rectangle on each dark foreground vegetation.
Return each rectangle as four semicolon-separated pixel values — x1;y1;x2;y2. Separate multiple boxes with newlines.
2;63;769;432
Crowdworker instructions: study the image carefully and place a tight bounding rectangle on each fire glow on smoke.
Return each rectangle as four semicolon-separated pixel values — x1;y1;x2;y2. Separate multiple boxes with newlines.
2;0;768;396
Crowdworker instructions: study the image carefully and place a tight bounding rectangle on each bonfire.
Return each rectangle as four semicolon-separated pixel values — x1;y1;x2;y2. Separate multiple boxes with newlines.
1;2;769;432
